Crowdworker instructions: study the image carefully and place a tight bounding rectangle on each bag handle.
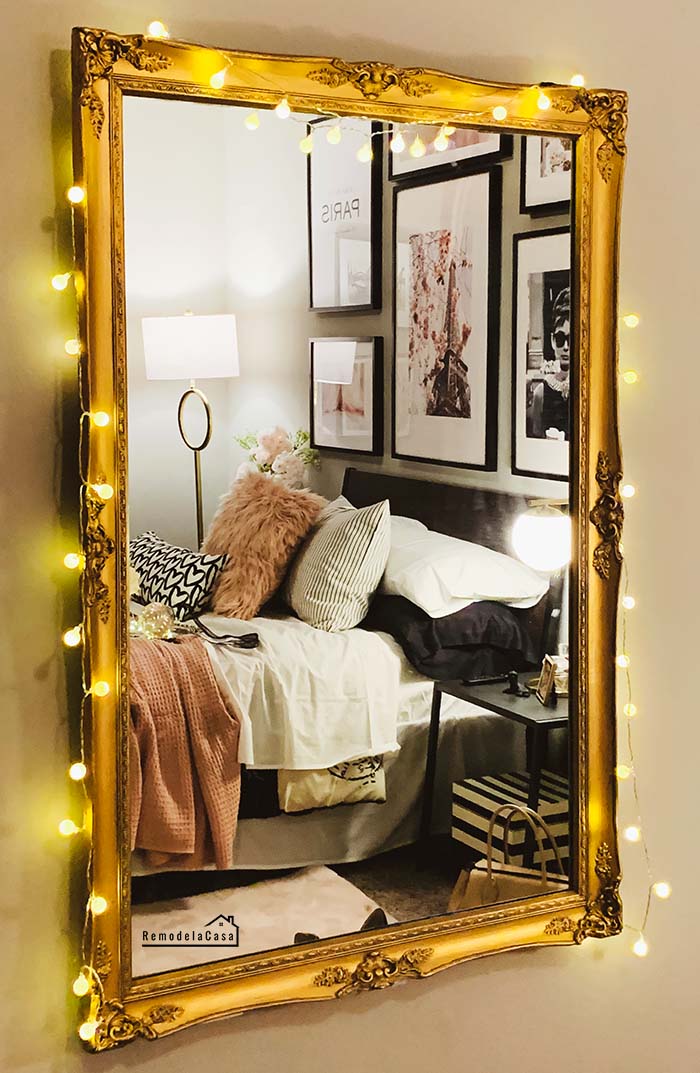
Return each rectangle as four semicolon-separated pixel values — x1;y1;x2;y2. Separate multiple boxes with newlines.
506;804;566;877
486;803;565;885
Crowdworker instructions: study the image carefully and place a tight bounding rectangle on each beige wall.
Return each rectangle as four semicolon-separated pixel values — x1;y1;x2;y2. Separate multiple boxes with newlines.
2;2;698;1072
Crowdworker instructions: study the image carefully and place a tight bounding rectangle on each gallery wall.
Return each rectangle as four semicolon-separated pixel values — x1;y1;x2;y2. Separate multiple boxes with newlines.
2;1;697;1072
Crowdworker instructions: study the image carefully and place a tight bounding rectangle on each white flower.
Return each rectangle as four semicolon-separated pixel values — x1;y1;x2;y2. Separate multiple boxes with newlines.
271;451;306;489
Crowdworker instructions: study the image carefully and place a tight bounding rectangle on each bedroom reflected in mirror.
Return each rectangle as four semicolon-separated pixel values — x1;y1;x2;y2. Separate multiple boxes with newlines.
123;94;574;979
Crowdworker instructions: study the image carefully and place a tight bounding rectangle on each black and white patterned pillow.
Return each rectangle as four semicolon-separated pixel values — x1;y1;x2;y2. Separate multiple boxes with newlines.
129;532;228;621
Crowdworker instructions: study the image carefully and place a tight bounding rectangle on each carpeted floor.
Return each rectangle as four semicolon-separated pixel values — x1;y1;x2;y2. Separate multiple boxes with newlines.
335;837;476;922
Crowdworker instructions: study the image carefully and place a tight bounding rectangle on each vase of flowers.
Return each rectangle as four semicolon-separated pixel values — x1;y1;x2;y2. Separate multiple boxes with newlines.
235;427;320;490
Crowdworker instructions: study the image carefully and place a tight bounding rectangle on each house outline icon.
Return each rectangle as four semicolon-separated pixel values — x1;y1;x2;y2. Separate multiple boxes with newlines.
205;914;239;944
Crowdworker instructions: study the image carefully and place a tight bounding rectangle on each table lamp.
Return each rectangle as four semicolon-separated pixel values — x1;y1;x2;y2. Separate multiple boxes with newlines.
511;501;571;573
142;313;239;547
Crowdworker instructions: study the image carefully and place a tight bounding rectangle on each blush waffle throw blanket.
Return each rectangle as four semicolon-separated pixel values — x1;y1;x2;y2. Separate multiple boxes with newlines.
129;635;241;869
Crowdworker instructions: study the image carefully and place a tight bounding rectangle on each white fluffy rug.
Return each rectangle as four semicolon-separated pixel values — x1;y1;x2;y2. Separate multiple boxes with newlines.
132;866;386;977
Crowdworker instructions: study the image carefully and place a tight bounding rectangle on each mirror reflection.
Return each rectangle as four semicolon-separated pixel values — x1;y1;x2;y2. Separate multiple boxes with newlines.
124;95;573;977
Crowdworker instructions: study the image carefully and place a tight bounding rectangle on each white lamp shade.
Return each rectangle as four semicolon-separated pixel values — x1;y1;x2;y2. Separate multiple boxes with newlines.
313;340;358;385
512;508;571;572
142;314;239;380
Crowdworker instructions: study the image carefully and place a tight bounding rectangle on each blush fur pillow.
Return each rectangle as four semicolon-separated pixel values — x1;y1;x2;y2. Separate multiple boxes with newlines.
202;472;326;620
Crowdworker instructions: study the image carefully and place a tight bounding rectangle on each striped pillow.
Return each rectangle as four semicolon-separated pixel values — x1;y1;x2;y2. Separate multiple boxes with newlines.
284;497;391;631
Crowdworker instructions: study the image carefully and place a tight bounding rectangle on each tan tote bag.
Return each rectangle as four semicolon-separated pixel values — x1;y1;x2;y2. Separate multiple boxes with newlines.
448;803;568;912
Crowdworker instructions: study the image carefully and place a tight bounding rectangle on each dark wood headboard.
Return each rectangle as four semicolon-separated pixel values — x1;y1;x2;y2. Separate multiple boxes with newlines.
341;467;556;661
342;468;529;556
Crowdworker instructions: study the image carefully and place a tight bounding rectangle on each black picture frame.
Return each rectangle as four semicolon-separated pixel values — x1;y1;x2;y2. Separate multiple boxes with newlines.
391;167;501;471
310;336;383;457
511;225;573;481
306;119;383;313
389;125;512;182
520;134;573;217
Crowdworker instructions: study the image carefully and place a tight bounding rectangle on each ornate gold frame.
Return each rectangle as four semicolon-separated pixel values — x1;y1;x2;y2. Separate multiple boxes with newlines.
71;26;626;1051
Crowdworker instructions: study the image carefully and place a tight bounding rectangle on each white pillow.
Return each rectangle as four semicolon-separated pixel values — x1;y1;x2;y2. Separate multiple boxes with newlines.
380;526;549;618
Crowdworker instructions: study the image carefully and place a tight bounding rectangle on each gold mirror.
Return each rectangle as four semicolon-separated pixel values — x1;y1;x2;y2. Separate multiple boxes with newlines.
71;26;626;1050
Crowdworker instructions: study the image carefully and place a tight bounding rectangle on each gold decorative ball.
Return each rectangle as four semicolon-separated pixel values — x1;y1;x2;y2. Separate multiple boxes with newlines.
138;602;176;639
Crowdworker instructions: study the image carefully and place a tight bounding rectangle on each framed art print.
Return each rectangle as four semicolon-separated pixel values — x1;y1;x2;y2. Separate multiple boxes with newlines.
392;169;500;470
310;337;383;455
512;227;572;479
390;124;512;181
521;134;572;215
307;118;382;311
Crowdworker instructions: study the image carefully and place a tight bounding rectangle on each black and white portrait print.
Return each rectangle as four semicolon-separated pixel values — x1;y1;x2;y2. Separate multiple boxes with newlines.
525;270;571;442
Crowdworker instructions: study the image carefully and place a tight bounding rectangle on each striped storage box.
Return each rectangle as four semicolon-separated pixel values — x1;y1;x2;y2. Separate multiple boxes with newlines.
451;770;569;871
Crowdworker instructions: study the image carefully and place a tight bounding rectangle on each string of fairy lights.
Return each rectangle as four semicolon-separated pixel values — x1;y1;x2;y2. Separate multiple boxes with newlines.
55;19;668;1042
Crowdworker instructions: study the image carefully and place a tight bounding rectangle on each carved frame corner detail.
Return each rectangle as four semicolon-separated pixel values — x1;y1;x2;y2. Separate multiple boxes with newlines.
552;88;628;180
545;843;622;943
75;28;172;137
87;1000;184;1052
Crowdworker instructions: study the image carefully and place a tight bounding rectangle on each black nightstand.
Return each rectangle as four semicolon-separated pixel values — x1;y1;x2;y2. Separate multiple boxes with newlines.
419;675;568;864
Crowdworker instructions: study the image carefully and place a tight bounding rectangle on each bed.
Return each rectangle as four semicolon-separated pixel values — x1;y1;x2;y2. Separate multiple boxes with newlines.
131;468;556;876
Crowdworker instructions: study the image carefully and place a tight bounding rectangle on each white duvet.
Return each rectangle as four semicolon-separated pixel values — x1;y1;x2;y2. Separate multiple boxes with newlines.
202;612;403;771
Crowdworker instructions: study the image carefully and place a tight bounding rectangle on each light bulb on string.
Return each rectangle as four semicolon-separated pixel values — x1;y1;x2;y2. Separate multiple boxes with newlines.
91;411;110;427
615;764;633;780
409;135;426;159
52;273;71;292
299;132;313;155
492;106;508;121
622;370;639;384
624;702;638;718
616;654;630;669
537;91;551;110
443;124;456;135
244;112;260;131
326;124;342;145
653;881;672;900
69;762;87;781
65;339;81;356
570;73;585;87
433;127;450;152
623;313;640;328
79;1020;98;1042
146;20;169;38
622;595;636;610
63;553;82;570
389;129;406;154
91;483;114;501
58;819;81;837
621;484;636;499
356;141;373;163
632;935;649;958
90;895;108;916
67;186;85;205
623;825;641;843
72;972;91;997
63;625;82;648
209;69;226;89
275;97;291;119
92;681;111;698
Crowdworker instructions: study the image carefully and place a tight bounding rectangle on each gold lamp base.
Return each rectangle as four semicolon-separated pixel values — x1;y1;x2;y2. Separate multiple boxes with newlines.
177;382;212;548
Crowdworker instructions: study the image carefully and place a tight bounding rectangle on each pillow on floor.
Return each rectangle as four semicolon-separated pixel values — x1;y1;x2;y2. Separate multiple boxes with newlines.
129;532;227;621
284;496;390;631
202;472;326;620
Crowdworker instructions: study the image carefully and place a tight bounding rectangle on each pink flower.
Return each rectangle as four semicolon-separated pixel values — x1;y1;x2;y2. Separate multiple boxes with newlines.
257;426;293;463
271;451;306;489
236;461;260;481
